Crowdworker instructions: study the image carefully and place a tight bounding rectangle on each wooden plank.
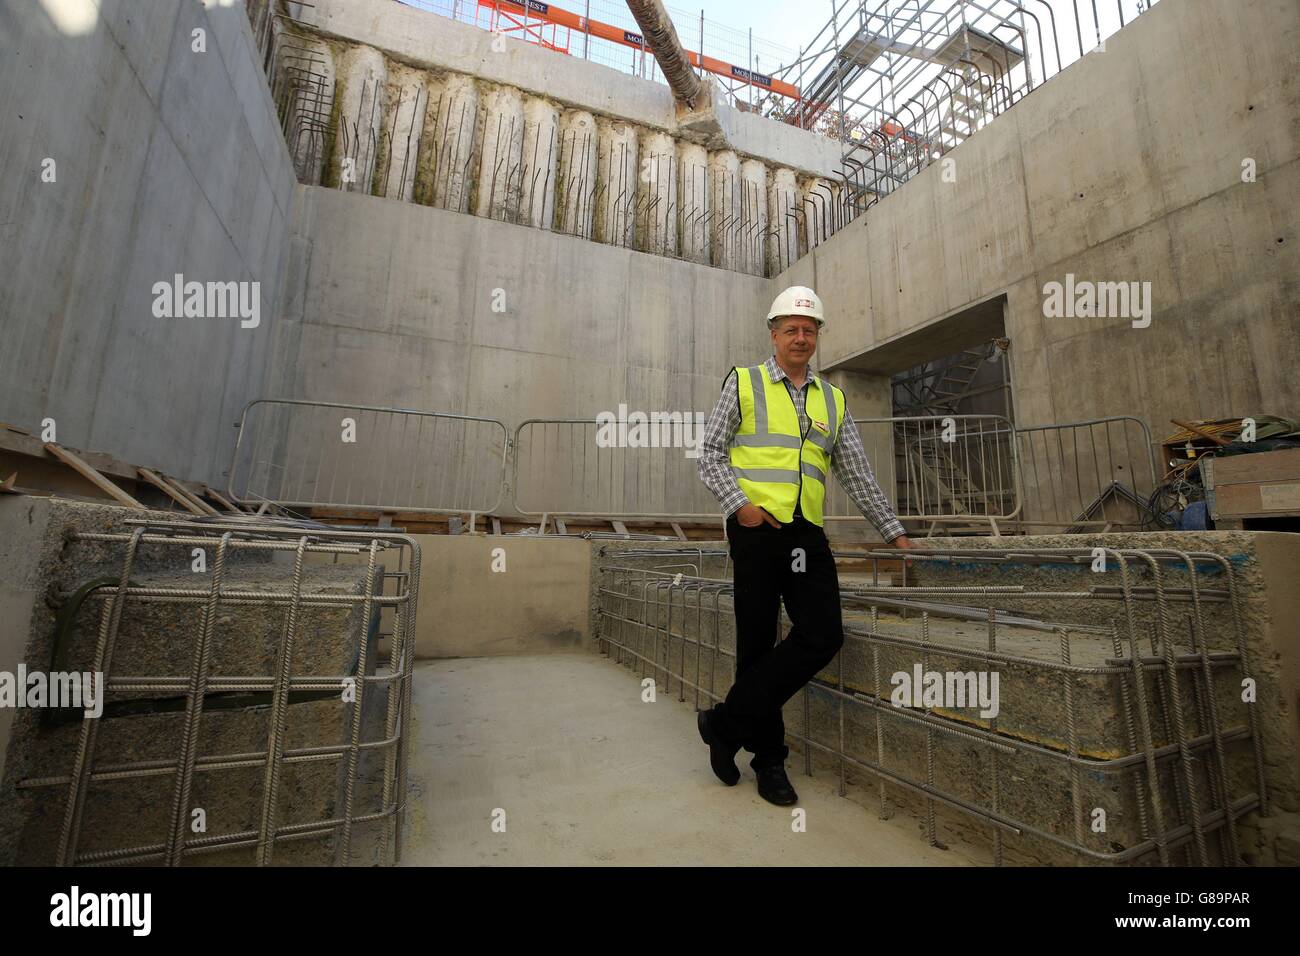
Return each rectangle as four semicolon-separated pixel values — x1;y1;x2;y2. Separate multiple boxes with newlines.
1171;419;1232;447
158;475;221;516
1207;447;1300;485
670;521;688;541
43;443;145;509
0;472;17;494
555;518;567;534
138;467;206;514
3;427;140;485
1217;481;1300;517
203;487;245;514
610;519;629;535
491;516;502;535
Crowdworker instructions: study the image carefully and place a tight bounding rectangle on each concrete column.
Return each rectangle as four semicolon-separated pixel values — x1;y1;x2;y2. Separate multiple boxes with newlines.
802;176;838;251
638;131;677;257
379;65;427;202
284;38;334;186
419;72;477;213
475;84;524;220
556;110;598;239
520;96;560;229
739;159;768;277
708;149;740;270
767;167;798;275
334;45;386;194
595;119;638;248
676;142;709;264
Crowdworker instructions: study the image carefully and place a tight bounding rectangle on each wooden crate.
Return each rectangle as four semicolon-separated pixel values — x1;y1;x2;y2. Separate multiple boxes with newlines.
1203;447;1300;527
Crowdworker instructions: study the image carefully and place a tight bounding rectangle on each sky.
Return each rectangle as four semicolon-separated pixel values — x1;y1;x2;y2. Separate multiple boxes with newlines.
685;0;823;61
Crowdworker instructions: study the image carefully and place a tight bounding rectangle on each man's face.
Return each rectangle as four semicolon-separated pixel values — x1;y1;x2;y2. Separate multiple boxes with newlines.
771;315;819;369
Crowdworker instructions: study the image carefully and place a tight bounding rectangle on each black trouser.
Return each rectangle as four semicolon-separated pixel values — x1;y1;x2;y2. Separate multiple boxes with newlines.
714;509;844;770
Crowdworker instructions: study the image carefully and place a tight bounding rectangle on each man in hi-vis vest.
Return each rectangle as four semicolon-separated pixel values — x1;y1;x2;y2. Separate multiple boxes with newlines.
696;285;915;806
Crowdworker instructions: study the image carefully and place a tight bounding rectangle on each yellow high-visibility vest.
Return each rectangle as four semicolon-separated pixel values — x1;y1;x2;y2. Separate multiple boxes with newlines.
728;363;846;526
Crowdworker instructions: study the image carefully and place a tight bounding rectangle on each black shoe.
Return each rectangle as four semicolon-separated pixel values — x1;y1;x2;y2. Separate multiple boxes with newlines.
755;764;798;806
697;709;740;786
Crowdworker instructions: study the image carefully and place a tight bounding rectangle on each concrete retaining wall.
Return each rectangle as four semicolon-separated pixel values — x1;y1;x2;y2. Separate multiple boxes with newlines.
0;0;298;488
266;184;777;515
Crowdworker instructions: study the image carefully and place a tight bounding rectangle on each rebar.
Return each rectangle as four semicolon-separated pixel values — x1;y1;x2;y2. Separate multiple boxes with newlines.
593;542;1265;866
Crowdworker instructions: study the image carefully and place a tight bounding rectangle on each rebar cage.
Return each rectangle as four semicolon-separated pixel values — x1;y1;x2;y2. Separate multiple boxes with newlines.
11;517;420;867
594;543;1267;866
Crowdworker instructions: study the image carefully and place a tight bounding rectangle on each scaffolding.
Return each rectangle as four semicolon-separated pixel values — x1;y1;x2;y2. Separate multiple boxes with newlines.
774;0;1165;215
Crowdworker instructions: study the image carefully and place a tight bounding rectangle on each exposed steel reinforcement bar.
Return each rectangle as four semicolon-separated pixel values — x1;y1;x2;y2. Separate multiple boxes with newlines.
16;518;421;867
593;544;1266;865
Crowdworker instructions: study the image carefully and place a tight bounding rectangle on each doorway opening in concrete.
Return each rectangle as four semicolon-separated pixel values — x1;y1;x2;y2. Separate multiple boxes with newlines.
891;339;1011;420
885;297;1012;421
828;295;1015;532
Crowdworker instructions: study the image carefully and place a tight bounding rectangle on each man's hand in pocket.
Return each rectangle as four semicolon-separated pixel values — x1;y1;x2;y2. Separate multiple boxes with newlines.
736;503;782;528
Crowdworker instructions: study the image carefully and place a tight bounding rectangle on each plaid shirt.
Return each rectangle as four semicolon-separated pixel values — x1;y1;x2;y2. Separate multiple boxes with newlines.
698;354;907;541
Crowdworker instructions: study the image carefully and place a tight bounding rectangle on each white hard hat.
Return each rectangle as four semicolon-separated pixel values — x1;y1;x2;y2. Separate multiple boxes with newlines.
767;285;824;327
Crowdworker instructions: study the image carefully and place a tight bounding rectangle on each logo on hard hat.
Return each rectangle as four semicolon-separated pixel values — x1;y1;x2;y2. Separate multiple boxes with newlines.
794;298;814;309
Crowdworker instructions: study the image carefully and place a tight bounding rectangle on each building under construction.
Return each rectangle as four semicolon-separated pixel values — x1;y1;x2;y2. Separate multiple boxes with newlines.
0;0;1297;877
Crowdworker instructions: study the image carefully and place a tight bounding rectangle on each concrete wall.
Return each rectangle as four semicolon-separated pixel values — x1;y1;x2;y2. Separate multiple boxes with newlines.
0;0;297;487
407;535;593;658
778;0;1300;436
266;184;778;514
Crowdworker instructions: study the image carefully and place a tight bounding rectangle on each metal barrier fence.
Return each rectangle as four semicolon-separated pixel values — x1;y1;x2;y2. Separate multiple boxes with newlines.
595;544;1266;865
14;518;420;866
514;413;1018;527
512;417;721;519
228;399;508;516
230;402;1161;537
1014;417;1157;532
826;415;1020;527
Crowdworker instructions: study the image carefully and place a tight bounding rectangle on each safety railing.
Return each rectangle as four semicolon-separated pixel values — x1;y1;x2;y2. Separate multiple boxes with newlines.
229;402;1165;538
777;0;1167;242
1013;416;1157;532
826;414;1020;529
515;413;1019;529
512;417;722;519
228;399;508;516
